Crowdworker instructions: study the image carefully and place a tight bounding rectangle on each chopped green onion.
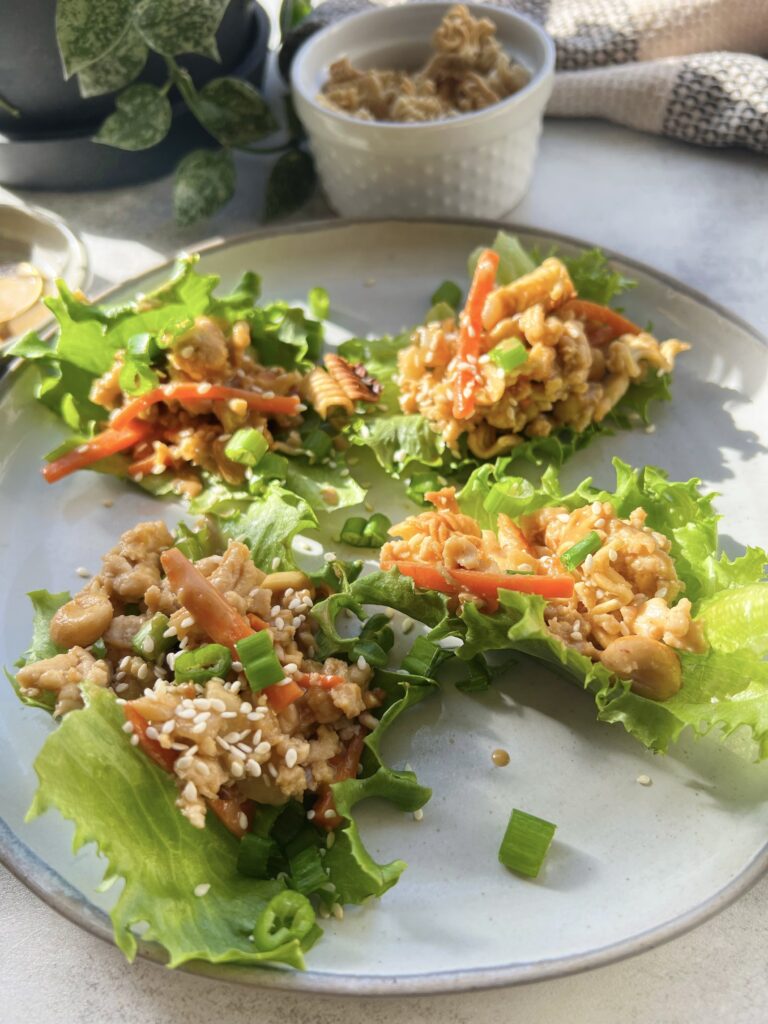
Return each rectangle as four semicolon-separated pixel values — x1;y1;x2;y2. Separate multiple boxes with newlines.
173;643;231;684
302;427;333;463
364;513;391;546
424;301;457;324
456;654;491;693
285;825;321;860
224;427;269;467
352;639;388;668
308;286;329;320
235;631;285;691
289;845;329;895
250;804;284;839
430;279;462;310
339;513;392;548
255;452;288;481
561;531;602;571
90;638;108;660
340;516;368;546
174;522;216;561
271;800;306;846
252;891;315;951
490;340;528;373
402;636;450;678
131;613;173;662
499;809;557;878
237;833;279;879
352;613;395;667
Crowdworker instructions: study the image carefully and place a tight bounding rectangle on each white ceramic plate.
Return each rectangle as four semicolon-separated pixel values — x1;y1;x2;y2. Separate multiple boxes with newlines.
1;220;767;995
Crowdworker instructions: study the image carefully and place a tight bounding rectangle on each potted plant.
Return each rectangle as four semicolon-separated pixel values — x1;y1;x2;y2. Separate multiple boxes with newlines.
0;0;314;223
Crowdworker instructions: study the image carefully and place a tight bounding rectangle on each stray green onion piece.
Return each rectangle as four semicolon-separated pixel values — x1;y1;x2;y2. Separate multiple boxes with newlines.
237;833;278;879
236;631;285;691
489;340;528;373
402;636;449;678
173;643;231;684
91;638;108;660
131;613;173;662
289;845;329;895
340;512;392;548
224;427;269;467
499;809;557;878
302;427;333;463
561;530;602;571
255;452;288;481
430;279;462;310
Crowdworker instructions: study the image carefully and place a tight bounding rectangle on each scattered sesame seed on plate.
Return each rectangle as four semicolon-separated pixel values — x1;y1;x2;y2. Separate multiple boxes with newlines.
413;808;424;821
636;774;652;786
75;567;91;578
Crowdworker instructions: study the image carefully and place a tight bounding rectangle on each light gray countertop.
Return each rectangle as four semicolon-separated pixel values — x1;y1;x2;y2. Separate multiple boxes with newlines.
2;119;768;1024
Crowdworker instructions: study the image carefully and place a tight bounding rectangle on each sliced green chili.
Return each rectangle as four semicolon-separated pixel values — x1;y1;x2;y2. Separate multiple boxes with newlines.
131;613;173;662
235;631;285;691
561;531;602;571
173;643;231;684
253;890;315;951
340;516;368;546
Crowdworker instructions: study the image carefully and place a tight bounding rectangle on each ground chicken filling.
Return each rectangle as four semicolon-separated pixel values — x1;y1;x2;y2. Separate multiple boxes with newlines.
319;4;529;123
89;316;307;498
381;488;706;701
397;257;689;455
16;522;380;833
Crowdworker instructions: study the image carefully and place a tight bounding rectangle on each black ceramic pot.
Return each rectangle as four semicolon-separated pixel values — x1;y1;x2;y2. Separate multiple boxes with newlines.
0;0;270;189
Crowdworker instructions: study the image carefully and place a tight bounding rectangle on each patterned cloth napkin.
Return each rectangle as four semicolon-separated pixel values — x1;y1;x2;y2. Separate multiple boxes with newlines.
282;0;768;155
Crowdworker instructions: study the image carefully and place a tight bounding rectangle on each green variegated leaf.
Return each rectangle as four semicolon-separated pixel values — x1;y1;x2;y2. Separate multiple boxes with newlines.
56;0;132;77
134;0;229;59
174;148;235;225
95;83;172;151
76;24;148;98
264;149;316;221
192;77;277;146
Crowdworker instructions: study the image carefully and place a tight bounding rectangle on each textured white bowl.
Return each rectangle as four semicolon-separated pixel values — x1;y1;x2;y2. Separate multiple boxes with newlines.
291;3;555;219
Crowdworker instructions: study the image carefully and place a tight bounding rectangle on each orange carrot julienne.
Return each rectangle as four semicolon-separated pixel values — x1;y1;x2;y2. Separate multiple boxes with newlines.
161;547;253;655
123;705;177;773
389;560;575;603
314;732;366;830
264;681;303;712
42;420;155;484
110;383;300;431
452;249;499;420
559;299;641;342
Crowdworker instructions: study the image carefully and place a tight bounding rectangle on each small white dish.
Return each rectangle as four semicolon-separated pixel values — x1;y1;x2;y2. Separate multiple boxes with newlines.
0;202;89;344
291;3;555;219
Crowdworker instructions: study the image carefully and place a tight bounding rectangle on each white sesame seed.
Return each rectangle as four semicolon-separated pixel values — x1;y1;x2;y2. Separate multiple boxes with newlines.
331;903;344;920
360;712;379;731
75;567;91;578
231;679;242;694
122;721;134;734
193;711;211;725
220;710;237;719
254;741;272;757
216;736;231;751
180;616;195;630
326;832;335;849
246;759;262;777
268;763;278;778
130;735;140;746
119;656;131;670
115;682;129;693
323;808;337;819
162;626;177;639
636;774;652;786
238;812;249;831
401;617;414;635
357;655;368;671
183;781;197;801
413;808;424;821
285;747;298;769
137;663;149;681
134;472;144;482
594;518;605;529
162;720;175;734
306;810;315;820
247;710;264;721
558;513;570;523
231;761;245;778
608;549;618;562
231;661;243;672
645;424;656;434
592;502;602;515
194;883;210;897
145;726;160;741
176;708;196;720
270;605;281;617
191;722;207;734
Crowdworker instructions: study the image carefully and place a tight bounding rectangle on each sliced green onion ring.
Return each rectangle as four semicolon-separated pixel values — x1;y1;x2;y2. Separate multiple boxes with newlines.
489;340;528;373
253;890;315;951
561;530;602;571
499;808;557;878
224;427;269;467
236;631;285;691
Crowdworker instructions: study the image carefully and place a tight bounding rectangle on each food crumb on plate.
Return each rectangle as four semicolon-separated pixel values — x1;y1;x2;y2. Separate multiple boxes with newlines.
491;748;510;767
636;774;652;786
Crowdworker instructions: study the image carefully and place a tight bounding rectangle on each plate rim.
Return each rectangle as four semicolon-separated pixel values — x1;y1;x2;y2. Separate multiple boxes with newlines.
2;215;767;996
